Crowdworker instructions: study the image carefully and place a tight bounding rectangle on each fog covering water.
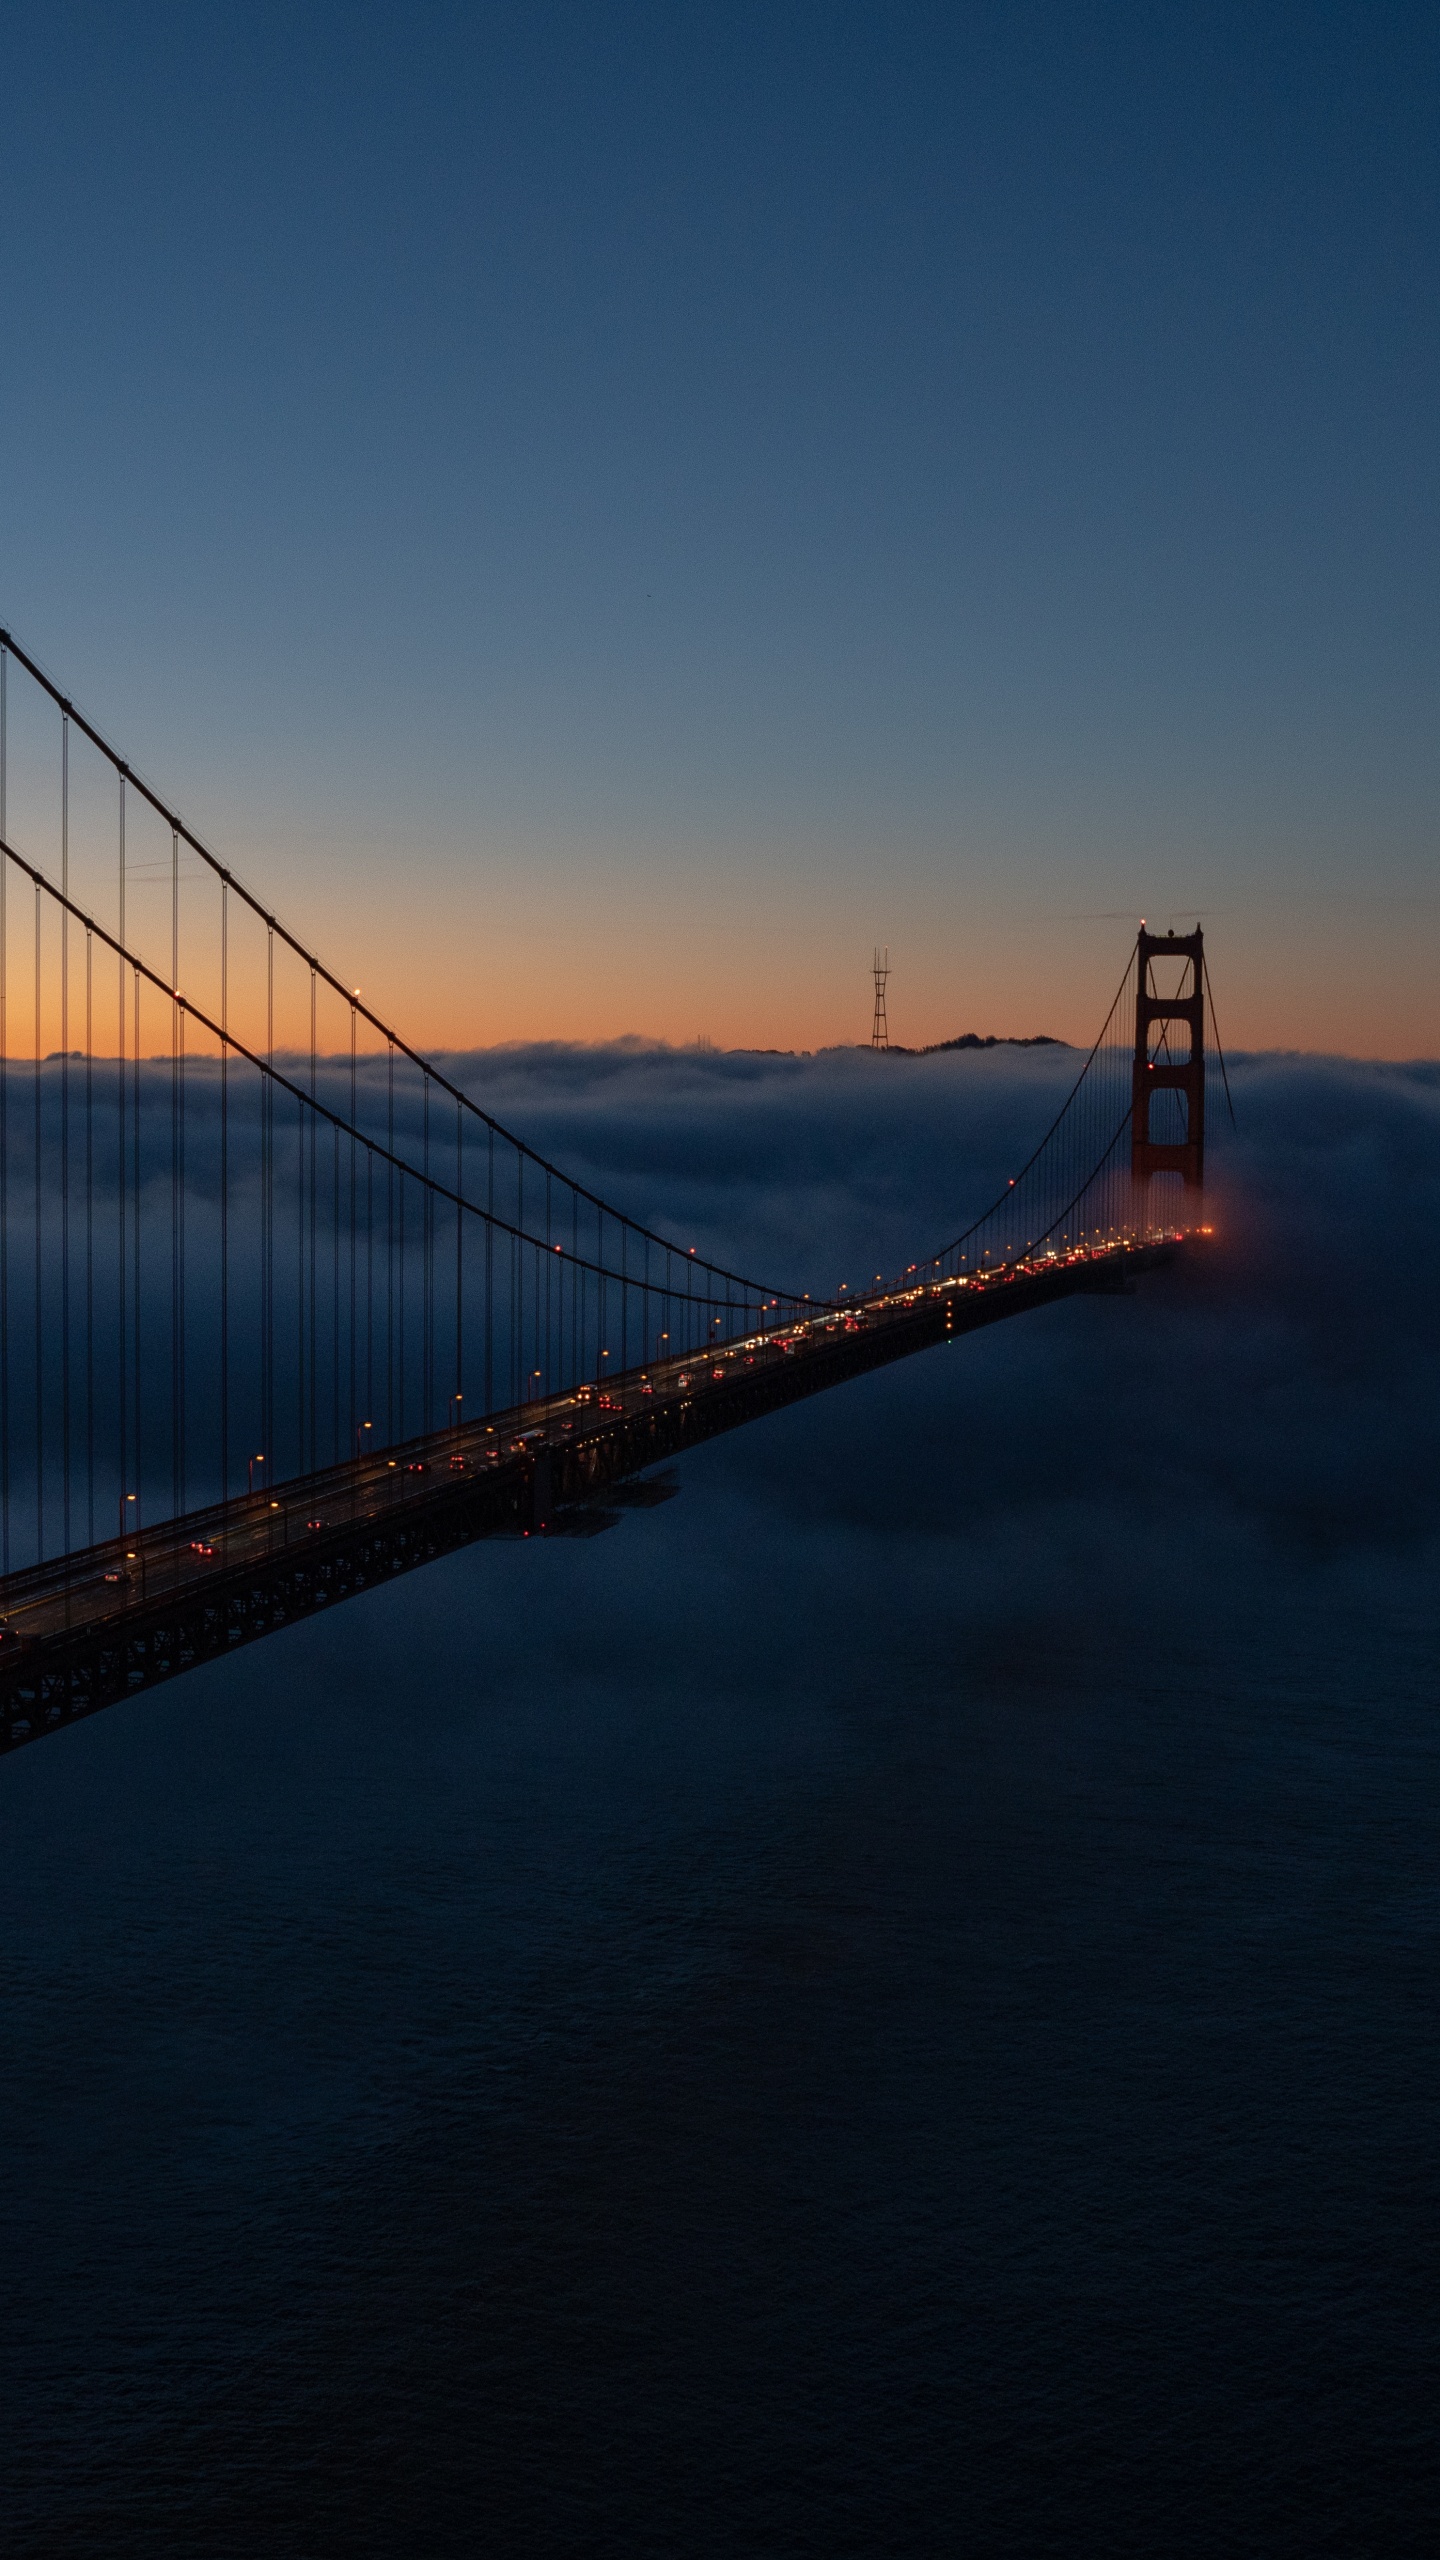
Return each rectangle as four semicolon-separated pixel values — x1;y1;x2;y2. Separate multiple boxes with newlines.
2;1043;1437;2555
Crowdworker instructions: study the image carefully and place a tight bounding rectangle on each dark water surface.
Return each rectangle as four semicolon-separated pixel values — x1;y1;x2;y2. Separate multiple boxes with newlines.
4;1055;1439;2553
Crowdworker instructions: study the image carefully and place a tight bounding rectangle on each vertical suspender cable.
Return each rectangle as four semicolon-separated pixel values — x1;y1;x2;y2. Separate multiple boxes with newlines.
0;644;7;1579
178;999;186;1516
61;718;71;1574
132;964;141;1526
0;645;7;1575
422;1068;432;1431
296;1083;305;1475
349;999;357;1452
220;882;229;1509
386;1037;394;1442
309;962;318;1471
33;882;43;1560
171;829;180;1525
117;777;127;1533
86;926;94;1545
331;1118;340;1466
265;922;274;1479
397;1154;406;1437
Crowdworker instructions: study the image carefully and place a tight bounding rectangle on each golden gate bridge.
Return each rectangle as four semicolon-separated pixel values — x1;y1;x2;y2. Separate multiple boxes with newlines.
0;630;1226;1754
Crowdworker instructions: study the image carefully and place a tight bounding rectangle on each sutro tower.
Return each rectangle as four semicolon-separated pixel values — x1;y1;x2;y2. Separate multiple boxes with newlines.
870;947;891;1049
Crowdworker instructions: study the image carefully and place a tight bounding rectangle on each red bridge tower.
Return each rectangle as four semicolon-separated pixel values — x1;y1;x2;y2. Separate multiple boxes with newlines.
1132;926;1205;1191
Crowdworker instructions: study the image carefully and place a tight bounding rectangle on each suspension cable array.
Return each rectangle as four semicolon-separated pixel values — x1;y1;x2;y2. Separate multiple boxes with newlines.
913;944;1146;1280
0;630;1211;1580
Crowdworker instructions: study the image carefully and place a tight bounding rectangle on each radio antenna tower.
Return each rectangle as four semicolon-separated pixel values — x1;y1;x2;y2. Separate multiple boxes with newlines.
871;947;891;1049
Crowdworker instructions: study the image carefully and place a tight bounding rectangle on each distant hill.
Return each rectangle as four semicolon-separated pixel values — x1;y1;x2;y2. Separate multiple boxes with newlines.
879;1032;1067;1056
729;1033;1069;1058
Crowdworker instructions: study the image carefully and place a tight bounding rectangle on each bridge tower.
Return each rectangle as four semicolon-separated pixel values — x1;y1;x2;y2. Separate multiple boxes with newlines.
1132;925;1205;1190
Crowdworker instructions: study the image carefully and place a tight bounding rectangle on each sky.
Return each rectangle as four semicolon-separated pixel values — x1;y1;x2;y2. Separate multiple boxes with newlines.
2;0;1437;1055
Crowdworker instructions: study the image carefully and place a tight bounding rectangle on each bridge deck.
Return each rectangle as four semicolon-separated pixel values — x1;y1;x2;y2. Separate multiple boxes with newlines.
0;1238;1183;1752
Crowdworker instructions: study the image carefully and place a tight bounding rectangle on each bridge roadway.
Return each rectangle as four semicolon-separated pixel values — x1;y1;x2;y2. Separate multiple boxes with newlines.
0;1235;1183;1753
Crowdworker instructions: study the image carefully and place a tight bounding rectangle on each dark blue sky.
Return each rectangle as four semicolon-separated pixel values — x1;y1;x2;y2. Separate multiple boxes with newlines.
3;2;1436;1048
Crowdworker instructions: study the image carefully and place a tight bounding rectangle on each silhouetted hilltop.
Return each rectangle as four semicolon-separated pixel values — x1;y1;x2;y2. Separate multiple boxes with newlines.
875;1032;1067;1056
727;1033;1070;1057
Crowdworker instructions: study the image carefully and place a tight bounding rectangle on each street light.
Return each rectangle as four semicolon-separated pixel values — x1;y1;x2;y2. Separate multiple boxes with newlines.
356;1420;373;1460
115;1493;145;1596
248;1452;265;1497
